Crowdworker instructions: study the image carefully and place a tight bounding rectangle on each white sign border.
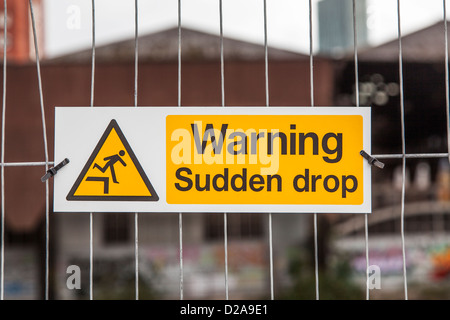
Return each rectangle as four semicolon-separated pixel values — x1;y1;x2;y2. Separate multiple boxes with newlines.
53;106;371;214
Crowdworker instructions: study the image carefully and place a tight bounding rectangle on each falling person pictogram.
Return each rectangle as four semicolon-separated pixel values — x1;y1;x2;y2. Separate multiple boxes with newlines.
86;150;127;194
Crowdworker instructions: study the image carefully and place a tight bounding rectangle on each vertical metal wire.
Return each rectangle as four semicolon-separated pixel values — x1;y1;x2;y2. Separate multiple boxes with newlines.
134;0;139;301
178;0;182;109
352;0;370;300
223;211;228;299
89;212;93;300
268;213;274;300
89;0;96;301
308;0;319;301
29;0;50;300
177;0;184;301
444;0;450;165
396;0;408;300
134;0;139;109
0;0;6;301
218;0;229;300
134;211;139;300
262;0;274;301
90;0;96;109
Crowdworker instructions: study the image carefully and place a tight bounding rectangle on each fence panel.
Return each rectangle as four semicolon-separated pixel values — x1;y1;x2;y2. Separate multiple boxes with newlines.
0;0;449;300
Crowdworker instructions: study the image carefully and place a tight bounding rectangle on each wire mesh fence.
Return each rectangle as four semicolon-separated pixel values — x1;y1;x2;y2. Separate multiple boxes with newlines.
0;0;450;300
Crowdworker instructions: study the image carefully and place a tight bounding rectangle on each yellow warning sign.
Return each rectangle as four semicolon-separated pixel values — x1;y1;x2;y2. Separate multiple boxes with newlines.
67;119;158;201
166;114;363;205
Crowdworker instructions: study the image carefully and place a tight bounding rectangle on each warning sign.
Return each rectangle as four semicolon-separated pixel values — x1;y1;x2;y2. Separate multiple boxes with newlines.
66;119;158;201
53;107;371;213
166;115;362;205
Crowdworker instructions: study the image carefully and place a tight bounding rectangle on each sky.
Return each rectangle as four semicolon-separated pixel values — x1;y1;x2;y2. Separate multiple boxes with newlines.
43;0;449;59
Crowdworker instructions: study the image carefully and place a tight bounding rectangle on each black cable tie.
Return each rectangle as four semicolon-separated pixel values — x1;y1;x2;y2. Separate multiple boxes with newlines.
360;150;384;169
41;158;70;182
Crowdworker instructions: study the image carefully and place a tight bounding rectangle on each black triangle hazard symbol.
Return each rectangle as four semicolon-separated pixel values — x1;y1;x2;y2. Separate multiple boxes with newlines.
67;119;159;201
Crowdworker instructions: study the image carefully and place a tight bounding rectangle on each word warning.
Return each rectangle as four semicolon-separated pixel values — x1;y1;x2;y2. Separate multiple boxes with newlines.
53;107;371;213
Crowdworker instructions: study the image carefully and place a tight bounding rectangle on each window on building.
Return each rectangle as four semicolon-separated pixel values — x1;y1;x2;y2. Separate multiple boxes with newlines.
204;213;263;241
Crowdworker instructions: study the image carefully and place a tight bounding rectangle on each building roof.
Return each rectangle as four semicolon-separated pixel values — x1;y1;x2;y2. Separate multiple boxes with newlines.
358;20;449;63
47;27;307;64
